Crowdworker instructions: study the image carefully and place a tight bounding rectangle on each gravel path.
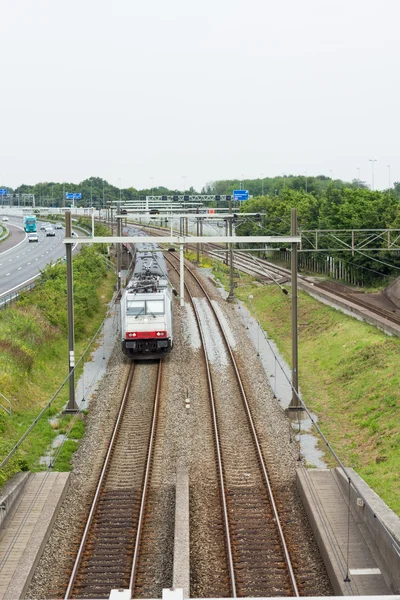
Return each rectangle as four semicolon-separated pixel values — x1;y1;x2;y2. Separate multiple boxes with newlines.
27;258;333;598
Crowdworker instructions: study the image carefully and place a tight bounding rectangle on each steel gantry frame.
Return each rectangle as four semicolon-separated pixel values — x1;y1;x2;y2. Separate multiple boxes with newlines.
63;210;301;412
300;229;400;253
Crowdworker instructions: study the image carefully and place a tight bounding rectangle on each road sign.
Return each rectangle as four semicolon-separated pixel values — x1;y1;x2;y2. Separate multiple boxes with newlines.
65;192;82;200
233;190;249;201
0;189;7;196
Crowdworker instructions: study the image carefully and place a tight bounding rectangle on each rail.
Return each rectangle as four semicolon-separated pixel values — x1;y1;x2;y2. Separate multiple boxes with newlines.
65;360;163;599
165;252;299;597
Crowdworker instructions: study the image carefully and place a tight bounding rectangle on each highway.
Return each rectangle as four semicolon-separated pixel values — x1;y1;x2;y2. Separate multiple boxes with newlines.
0;218;73;298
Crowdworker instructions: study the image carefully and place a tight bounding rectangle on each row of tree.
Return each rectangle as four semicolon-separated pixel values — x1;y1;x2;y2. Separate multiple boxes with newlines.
236;186;400;283
2;174;400;207
0;177;196;208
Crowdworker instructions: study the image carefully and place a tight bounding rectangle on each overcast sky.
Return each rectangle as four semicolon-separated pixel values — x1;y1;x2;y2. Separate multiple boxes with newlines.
0;0;399;191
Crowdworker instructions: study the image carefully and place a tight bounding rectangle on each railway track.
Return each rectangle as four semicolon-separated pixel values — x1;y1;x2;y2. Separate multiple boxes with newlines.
165;251;299;597
140;223;400;328
65;360;163;599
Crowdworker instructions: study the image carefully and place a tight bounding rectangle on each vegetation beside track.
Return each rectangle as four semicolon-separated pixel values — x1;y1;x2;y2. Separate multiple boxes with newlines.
0;223;115;486
213;262;400;516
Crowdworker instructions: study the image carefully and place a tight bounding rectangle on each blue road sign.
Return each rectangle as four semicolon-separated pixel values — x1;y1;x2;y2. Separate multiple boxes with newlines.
0;189;8;196
233;190;249;201
65;192;82;200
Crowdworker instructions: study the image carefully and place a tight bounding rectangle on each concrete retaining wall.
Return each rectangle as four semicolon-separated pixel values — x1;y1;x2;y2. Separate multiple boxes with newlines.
334;467;400;594
0;472;30;527
384;276;400;309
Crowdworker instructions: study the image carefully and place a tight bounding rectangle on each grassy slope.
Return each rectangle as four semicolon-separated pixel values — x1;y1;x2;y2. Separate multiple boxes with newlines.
213;263;400;515
0;244;115;485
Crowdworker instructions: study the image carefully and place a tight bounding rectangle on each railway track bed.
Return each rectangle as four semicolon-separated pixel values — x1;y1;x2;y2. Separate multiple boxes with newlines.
26;250;333;599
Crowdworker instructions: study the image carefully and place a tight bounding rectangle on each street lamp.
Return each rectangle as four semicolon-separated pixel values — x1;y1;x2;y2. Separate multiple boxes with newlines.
356;167;360;187
182;175;187;194
330;170;333;180
118;178;123;203
304;171;308;193
261;173;264;196
387;165;391;195
369;159;377;191
151;176;155;197
240;174;244;190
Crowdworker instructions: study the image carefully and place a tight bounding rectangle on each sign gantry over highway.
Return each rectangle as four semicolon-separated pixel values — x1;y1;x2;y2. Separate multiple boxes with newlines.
0;189;8;196
65;193;82;200
233;190;249;201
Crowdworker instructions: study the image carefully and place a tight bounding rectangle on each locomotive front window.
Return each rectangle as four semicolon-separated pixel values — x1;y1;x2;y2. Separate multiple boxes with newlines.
127;300;145;316
146;300;164;315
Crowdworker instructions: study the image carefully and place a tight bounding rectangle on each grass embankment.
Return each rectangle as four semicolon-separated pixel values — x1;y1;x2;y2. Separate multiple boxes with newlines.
0;222;115;486
213;262;400;515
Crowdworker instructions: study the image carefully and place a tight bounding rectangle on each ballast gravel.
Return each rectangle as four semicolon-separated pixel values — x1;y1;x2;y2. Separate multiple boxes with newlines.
27;259;333;599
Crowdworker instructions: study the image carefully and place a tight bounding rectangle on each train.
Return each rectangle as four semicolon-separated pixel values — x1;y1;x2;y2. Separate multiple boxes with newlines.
120;240;174;359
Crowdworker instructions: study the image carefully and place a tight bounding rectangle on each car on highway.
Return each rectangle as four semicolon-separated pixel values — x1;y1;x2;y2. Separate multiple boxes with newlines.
55;223;63;229
28;233;39;242
45;227;56;236
2;216;9;221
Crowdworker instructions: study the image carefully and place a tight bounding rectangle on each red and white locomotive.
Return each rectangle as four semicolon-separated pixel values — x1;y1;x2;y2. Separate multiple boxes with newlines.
121;243;173;359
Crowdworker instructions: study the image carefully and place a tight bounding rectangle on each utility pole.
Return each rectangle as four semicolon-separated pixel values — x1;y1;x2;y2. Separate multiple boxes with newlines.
65;210;78;412
288;207;301;410
196;207;200;263
369;159;377;191
200;218;203;257
227;196;235;301
117;205;121;295
225;218;228;265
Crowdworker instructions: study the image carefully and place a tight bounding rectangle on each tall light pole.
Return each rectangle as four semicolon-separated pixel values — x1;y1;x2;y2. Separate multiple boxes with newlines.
151;176;155;196
182;175;187;194
304;171;308;193
387;165;391;195
118;178;123;203
240;174;244;190
369;159;377;191
330;169;333;180
356;167;360;187
261;173;264;196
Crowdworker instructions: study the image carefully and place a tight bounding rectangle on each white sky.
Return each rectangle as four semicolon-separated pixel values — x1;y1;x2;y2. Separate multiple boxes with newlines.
0;0;399;191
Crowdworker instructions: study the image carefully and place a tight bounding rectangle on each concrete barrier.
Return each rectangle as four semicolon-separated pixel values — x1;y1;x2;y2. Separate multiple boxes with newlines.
0;472;30;527
334;467;400;594
173;466;190;598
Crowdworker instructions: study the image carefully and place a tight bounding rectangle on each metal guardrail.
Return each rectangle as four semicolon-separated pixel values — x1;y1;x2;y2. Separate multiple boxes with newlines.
0;392;12;416
0;282;36;310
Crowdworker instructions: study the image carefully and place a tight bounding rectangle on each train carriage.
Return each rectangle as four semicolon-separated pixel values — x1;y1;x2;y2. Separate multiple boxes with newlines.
121;243;173;359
